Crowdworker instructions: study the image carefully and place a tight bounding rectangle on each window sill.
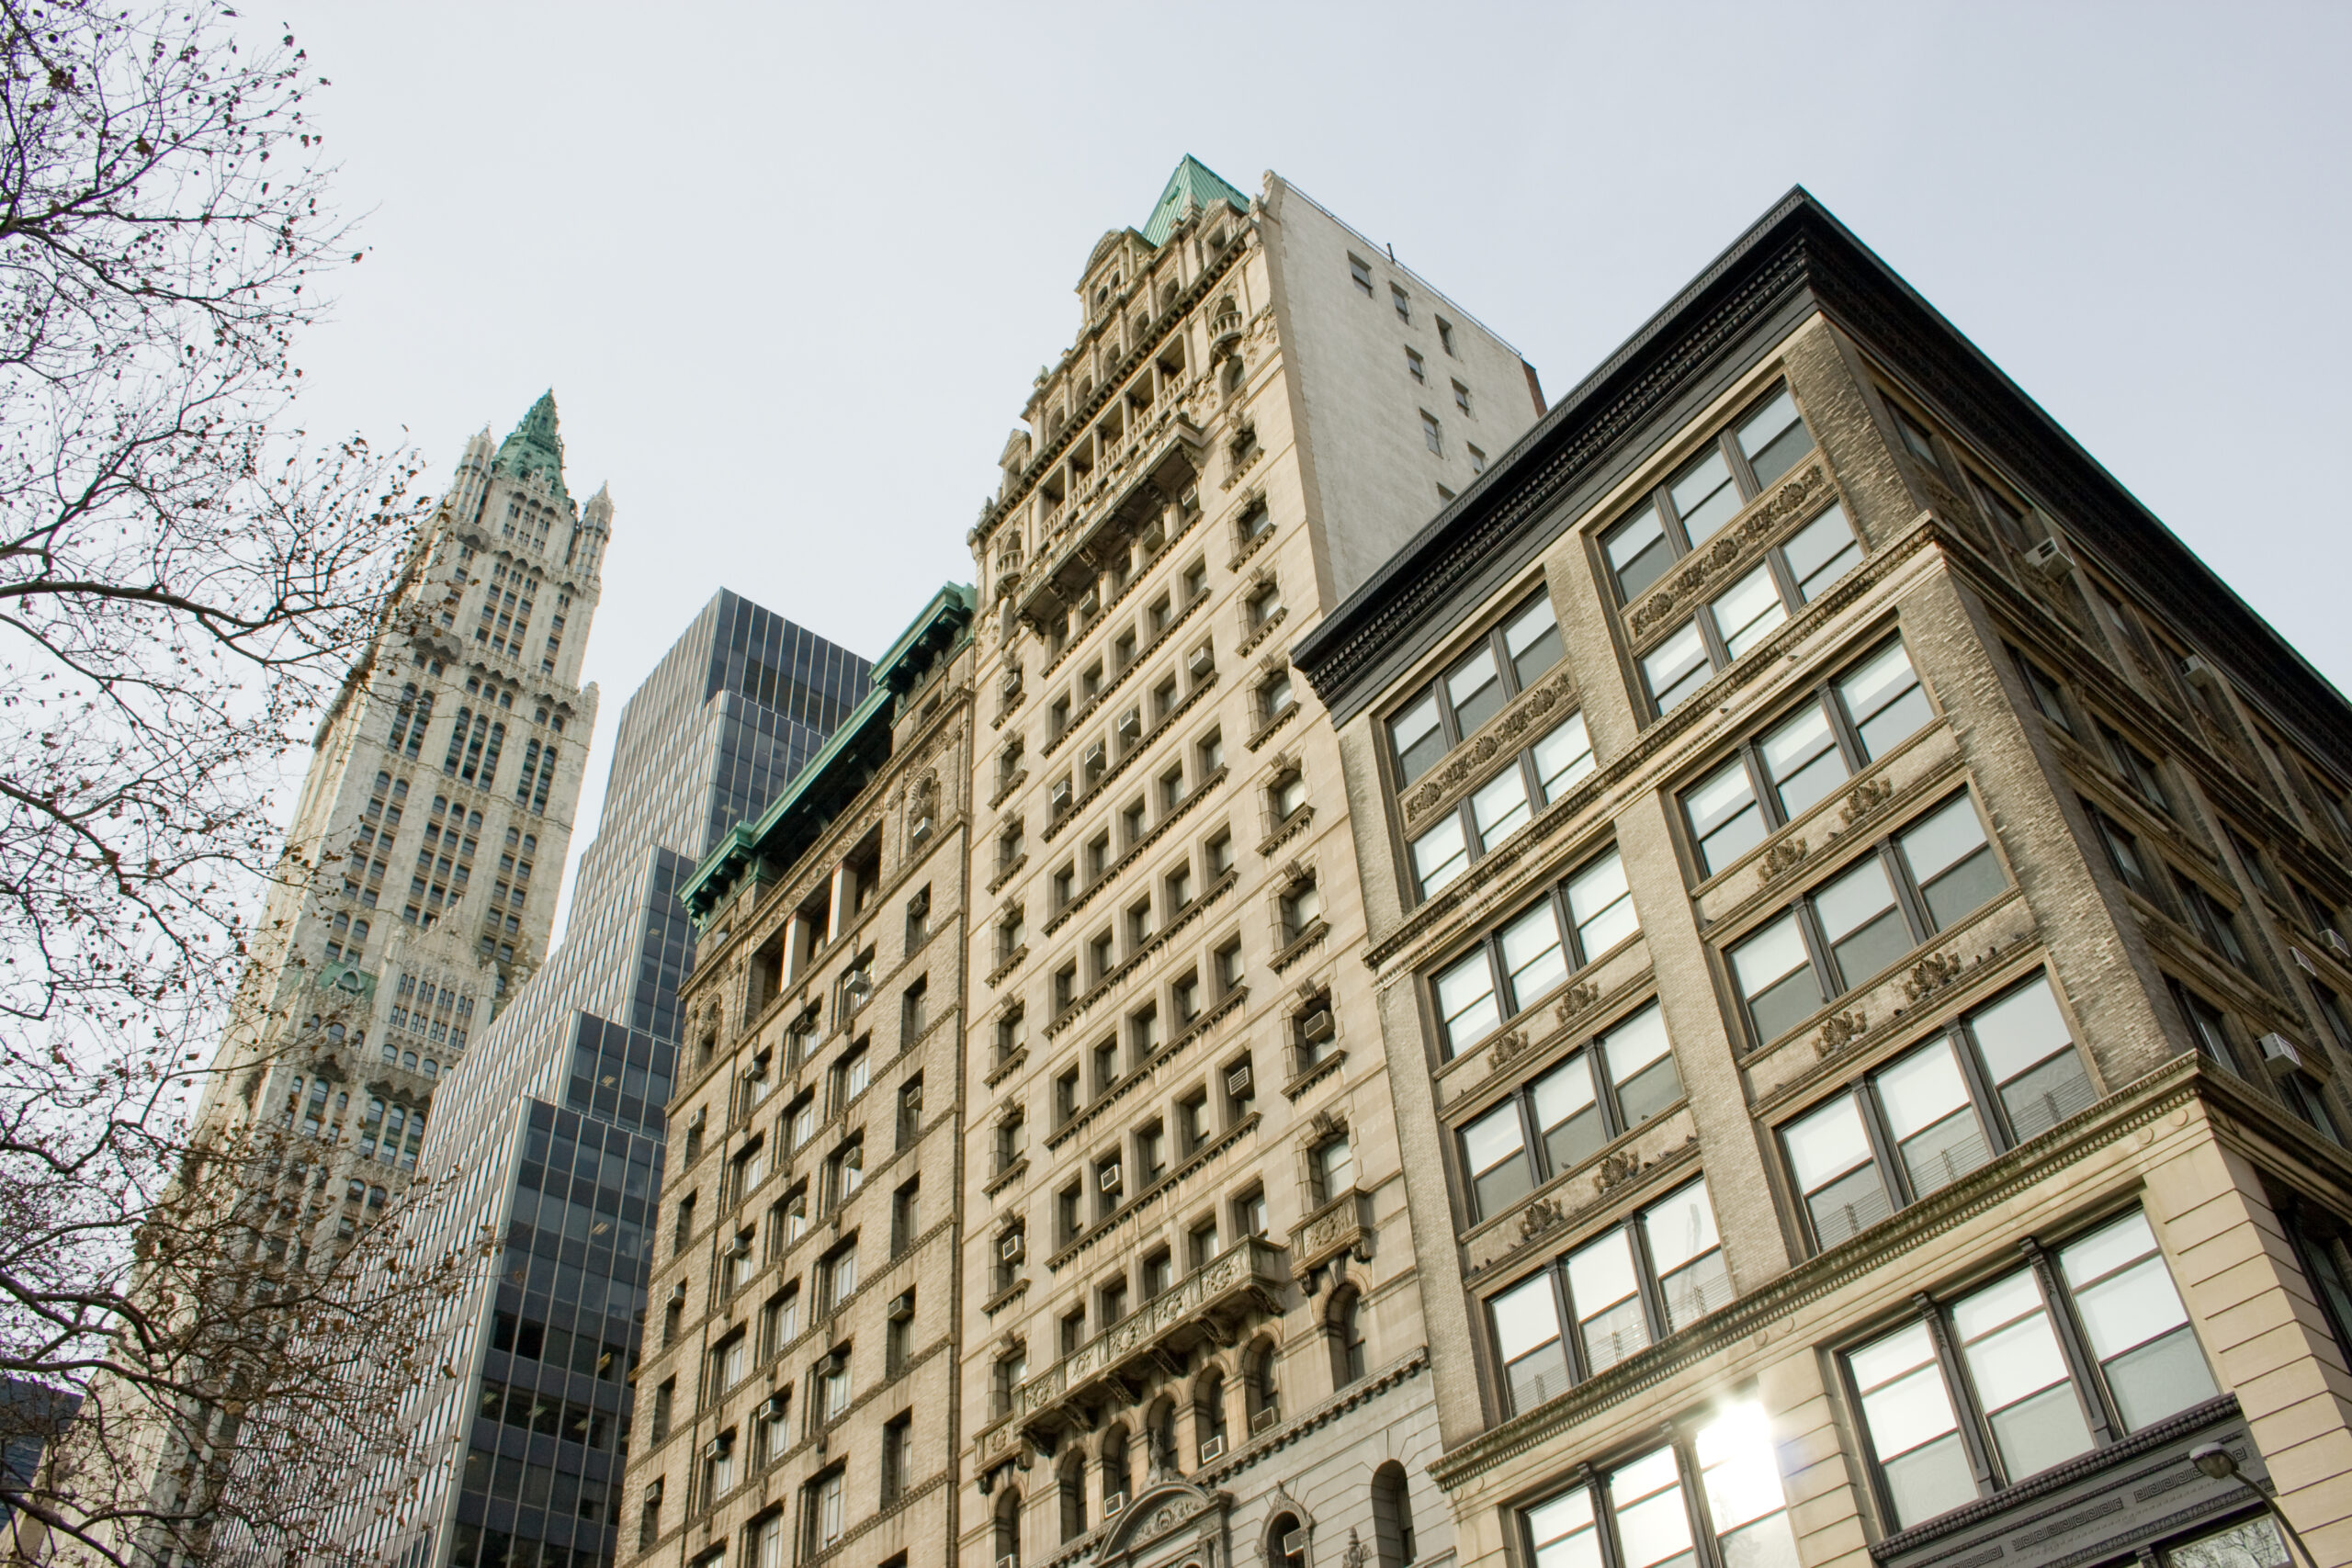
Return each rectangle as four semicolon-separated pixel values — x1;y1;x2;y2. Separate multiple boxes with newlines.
1269;918;1329;974
1039;765;1229;941
983;1045;1027;1090
1040;867;1238;1042
982;1156;1028;1199
1282;1049;1345;1100
1038;674;1220;846
1247;701;1301;752
1259;804;1315;858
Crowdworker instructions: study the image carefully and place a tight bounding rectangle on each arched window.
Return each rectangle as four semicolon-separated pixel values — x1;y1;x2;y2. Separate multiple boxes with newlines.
1193;1369;1228;1462
1057;1454;1087;1542
1329;1286;1367;1390
1269;1511;1306;1568
1371;1461;1415;1568
993;1485;1022;1567
1145;1394;1179;1477
1243;1337;1280;1432
1101;1426;1131;1514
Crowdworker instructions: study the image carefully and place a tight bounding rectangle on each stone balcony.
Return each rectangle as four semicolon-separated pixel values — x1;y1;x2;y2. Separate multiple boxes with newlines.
1016;409;1206;632
1007;1236;1286;1443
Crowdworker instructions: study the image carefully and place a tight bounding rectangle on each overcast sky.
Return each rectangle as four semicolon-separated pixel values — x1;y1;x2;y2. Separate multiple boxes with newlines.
266;1;2351;940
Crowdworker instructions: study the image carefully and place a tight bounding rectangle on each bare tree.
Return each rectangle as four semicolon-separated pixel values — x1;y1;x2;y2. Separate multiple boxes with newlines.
0;2;461;1562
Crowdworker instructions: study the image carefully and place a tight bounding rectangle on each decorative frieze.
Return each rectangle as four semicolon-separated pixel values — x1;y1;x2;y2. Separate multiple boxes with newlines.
1622;462;1835;640
1400;664;1580;828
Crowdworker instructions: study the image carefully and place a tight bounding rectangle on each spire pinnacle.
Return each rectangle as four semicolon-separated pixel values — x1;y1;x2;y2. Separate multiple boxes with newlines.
492;389;571;508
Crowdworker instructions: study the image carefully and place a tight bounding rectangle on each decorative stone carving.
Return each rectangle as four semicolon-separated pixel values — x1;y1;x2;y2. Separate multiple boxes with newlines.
1903;951;1965;1002
1759;836;1810;884
1839;775;1894;830
1487;1029;1534;1073
1814;1009;1870;1058
1624;465;1833;637
1554;980;1602;1024
1401;665;1577;825
1594;1148;1645;1195
1515;1195;1568;1247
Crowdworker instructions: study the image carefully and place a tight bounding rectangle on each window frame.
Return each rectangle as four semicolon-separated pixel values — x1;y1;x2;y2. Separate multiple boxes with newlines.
1725;789;2007;1049
1678;635;1934;880
1405;706;1594;903
1429;843;1638;1059
1455;1000;1683;1220
1597;381;1820;608
1777;972;2097;1253
1385;587;1567;791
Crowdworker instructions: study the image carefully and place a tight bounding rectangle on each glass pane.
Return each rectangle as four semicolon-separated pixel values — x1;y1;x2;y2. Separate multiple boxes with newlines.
1447;646;1507;738
1880;1433;1976;1530
1815;856;1909;986
1607;1005;1681;1126
1567;850;1637;957
1970;976;2094;1138
1732;915;1822;1041
1474;768;1533;851
1644;621;1712;714
2101;1327;2216;1429
1644;1179;1721;1275
1391;689;1447;784
1501;902;1570;1010
1838;641;1932;761
1670;447;1742;544
1533;1055;1605;1173
1506;596;1565;690
1953;1272;2092;1478
1533;713;1596;801
1985;1380;2094;1482
1611;1446;1696;1568
1858;1353;1960;1461
1808;1162;1894;1248
1759;702;1848;821
1606;504;1673;601
1715;1516;1800;1568
1434;948;1499;1054
1526;1486;1602;1568
1878;1041;1991;1196
1785;1097;1872;1191
1411;814;1470;898
1493;1274;1571;1412
2165;1517;2291;1568
1709;564;1787;660
1687;757;1766;876
1783;504;1861;602
1569;1228;1648;1371
1900;795;1997;918
1736;389;1814;489
1696;1401;1790;1533
1464;1103;1532;1218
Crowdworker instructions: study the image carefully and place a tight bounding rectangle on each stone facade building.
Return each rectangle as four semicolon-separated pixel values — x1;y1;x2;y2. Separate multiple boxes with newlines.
625;587;977;1568
955;159;1542;1568
1292;190;2352;1568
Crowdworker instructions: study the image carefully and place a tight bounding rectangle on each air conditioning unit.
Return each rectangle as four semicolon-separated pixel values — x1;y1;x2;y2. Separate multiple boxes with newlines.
1083;742;1106;773
760;1392;790;1420
1283;1530;1309;1556
1250;1405;1280;1434
725;1234;752;1258
1099;1163;1124;1194
2293;947;2320;976
2179;654;2223;694
2326;929;2351;959
1102;1491;1127;1517
1115;711;1141;744
1226;1063;1253;1098
1000;1231;1025;1263
2021;538;2075;582
2259;1033;2312;1077
669;1280;687;1305
1049;781;1072;816
1188;647;1215;681
1197;1435;1226;1462
1301;1010;1335;1044
1080;590;1101;619
701;1435;731;1459
999;1556;1020;1568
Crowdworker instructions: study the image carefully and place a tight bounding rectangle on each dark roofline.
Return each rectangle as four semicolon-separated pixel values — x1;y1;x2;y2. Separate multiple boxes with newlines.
1292;187;2352;777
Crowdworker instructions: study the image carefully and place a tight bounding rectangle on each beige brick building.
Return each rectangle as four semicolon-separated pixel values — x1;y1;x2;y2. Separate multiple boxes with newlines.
1292;190;2352;1568
627;587;975;1568
954;158;1543;1568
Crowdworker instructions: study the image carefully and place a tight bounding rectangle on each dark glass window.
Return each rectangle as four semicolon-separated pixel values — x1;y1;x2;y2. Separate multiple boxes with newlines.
1430;847;1636;1057
1600;386;1818;602
1407;711;1594;899
1385;592;1565;787
1457;1003;1680;1219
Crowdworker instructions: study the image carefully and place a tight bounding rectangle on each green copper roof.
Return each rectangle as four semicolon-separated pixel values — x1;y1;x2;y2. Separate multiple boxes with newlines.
1141;156;1249;247
492;390;571;507
679;583;977;925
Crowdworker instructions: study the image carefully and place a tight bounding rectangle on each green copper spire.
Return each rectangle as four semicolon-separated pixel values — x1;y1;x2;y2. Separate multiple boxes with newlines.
1141;155;1249;247
492;390;571;508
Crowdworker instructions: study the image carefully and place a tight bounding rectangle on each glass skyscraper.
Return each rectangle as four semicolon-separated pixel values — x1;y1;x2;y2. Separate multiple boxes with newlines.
336;591;868;1568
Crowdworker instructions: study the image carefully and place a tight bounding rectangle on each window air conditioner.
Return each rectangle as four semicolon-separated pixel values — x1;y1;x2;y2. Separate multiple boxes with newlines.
2258;1033;2312;1077
1283;1531;1311;1558
999;1556;1020;1568
701;1436;730;1459
1250;1405;1280;1434
1197;1435;1225;1462
1188;647;1214;681
1099;1163;1124;1194
2021;539;2075;582
1000;1231;1025;1262
2179;654;2222;693
669;1280;687;1305
725;1234;752;1258
1049;781;1072;815
1102;1491;1127;1517
760;1393;789;1421
2326;929;2351;959
1302;1010;1335;1044
1115;711;1141;744
1083;742;1106;773
1226;1064;1253;1098
2293;947;2320;976
1080;590;1101;618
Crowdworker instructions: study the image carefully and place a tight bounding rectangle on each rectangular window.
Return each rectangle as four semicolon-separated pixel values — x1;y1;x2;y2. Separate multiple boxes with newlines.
1485;1178;1728;1412
2013;649;2074;733
1386;591;1566;790
1349;254;1374;295
1847;1209;2215;1529
1431;845;1637;1056
1728;792;2002;1045
1600;385;1817;604
2098;723;2172;816
1632;500;1862;715
1781;974;2092;1249
1460;1003;1680;1219
1408;710;1590;902
1405;346;1425;383
1392;284;1411;321
1453;379;1472;414
2086;801;2162;902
